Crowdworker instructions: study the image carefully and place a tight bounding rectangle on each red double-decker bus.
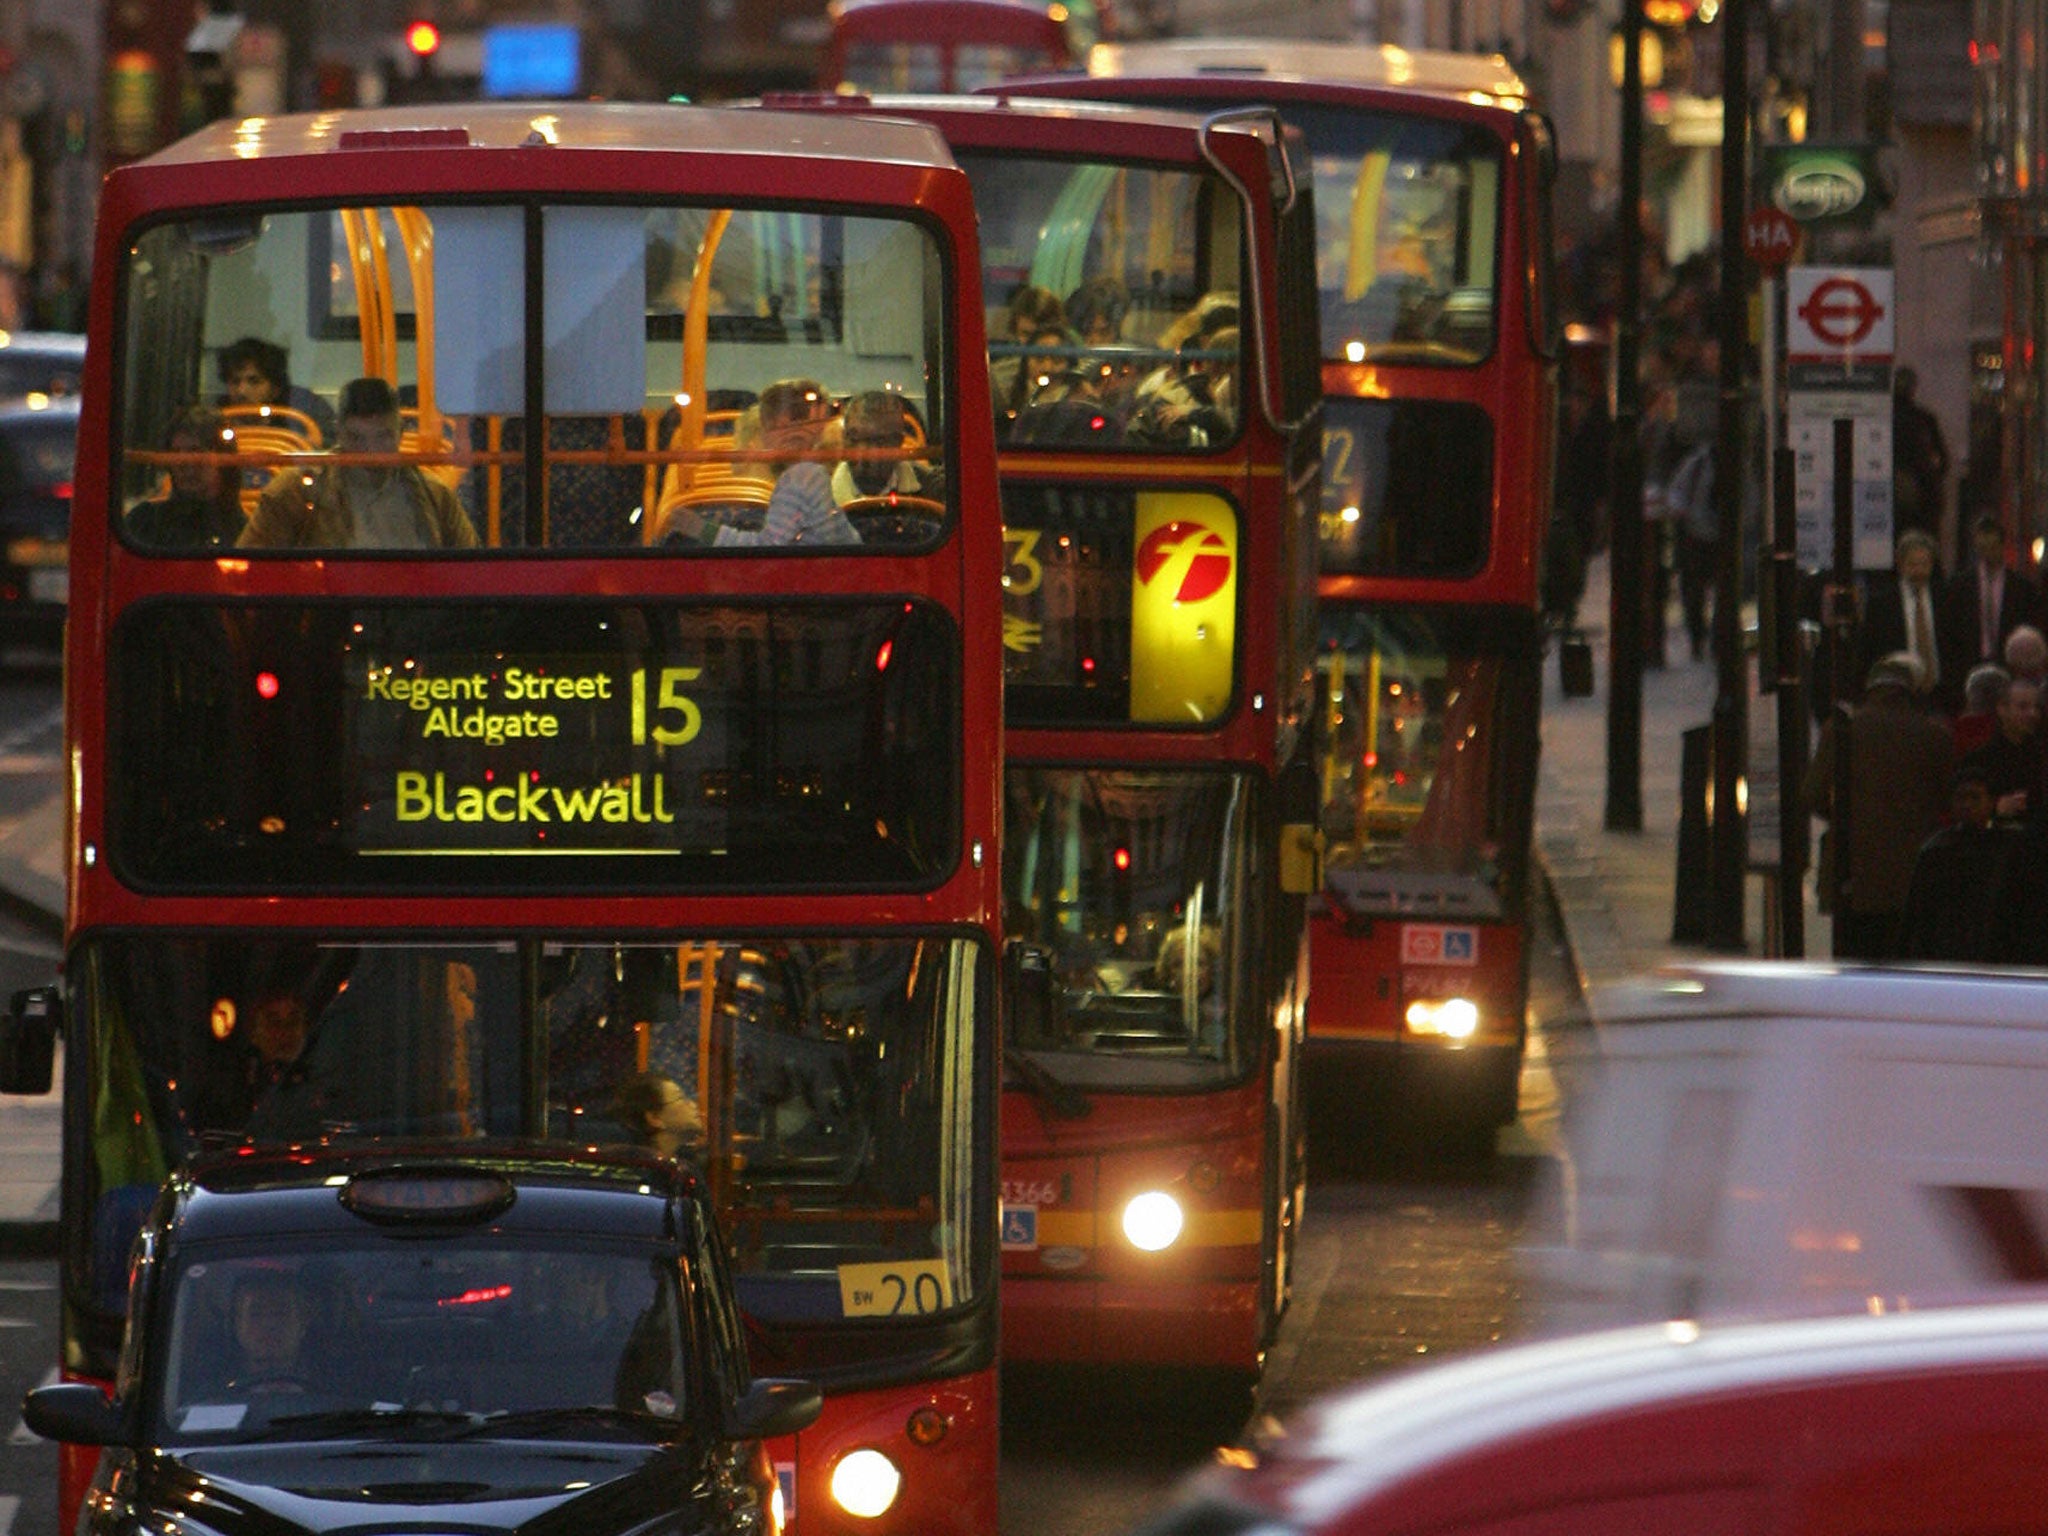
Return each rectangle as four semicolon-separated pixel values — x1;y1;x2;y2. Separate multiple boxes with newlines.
1007;41;1560;1139
775;92;1322;1384
823;0;1080;93
0;102;1003;1536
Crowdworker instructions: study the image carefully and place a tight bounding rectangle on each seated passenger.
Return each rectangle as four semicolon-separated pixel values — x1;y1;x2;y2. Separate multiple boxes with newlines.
660;378;859;548
613;1071;703;1158
239;376;479;550
126;406;245;548
1066;275;1130;347
992;284;1067;411
1127;324;1239;446
831;389;938;503
218;334;337;444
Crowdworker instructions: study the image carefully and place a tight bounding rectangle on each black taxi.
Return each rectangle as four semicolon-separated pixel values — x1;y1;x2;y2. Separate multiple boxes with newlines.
23;1146;819;1536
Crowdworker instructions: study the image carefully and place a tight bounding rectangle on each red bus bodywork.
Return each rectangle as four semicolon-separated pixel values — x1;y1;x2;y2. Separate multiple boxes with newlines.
51;103;1003;1536
778;94;1320;1377
824;0;1074;93
1004;56;1560;1135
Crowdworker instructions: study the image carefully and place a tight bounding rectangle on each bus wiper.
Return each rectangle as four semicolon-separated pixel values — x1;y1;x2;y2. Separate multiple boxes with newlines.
1003;1047;1092;1120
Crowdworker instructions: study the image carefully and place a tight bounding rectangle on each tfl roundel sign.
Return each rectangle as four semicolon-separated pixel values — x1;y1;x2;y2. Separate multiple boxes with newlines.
1786;266;1893;372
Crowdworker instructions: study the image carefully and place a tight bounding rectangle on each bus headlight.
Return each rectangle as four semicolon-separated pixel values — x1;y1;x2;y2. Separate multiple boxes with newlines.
829;1448;903;1519
1404;996;1480;1041
1122;1190;1185;1251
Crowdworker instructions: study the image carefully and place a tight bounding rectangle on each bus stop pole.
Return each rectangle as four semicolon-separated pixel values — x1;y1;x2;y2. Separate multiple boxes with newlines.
1773;439;1807;956
1827;418;1857;943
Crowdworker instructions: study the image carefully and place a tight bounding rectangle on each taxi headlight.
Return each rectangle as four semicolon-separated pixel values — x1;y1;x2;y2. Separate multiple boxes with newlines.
1122;1190;1185;1252
1404;996;1480;1041
829;1448;903;1519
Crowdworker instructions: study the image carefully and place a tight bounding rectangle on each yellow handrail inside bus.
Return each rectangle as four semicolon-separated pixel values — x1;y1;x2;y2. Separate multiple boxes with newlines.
1345;148;1392;303
339;208;399;383
652;207;736;542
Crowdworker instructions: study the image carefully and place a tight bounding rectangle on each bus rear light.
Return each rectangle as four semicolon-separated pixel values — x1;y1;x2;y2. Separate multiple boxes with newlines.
829;1448;902;1518
1405;997;1480;1041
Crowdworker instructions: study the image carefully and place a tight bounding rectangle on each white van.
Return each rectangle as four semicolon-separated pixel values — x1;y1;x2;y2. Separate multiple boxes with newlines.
1526;962;2048;1334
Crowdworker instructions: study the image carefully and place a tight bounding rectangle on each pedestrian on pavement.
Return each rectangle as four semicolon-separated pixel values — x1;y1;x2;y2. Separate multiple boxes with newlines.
1891;367;1950;544
1944;513;2037;674
1803;652;1958;960
1542;369;1609;633
1953;662;2011;756
1960;673;2044;821
1858;529;1952;710
1898;764;2021;961
2005;623;2048;687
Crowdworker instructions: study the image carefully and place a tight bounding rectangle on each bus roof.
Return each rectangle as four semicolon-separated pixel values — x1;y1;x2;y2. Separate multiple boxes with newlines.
787;90;1288;162
1082;37;1530;108
834;0;1065;33
130;100;961;175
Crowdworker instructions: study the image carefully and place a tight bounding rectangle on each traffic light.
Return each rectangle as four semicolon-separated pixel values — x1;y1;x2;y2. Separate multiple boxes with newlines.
406;21;442;58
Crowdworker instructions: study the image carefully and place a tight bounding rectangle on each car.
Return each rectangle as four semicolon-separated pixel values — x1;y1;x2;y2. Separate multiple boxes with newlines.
0;329;85;398
0;391;78;640
1524;962;2048;1336
1123;1301;2048;1535
23;1145;821;1536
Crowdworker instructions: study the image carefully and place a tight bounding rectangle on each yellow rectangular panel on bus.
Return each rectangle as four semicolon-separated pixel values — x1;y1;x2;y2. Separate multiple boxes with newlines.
1129;491;1236;723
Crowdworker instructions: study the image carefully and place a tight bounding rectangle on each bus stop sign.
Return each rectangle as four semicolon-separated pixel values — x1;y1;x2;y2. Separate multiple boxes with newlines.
1742;205;1798;272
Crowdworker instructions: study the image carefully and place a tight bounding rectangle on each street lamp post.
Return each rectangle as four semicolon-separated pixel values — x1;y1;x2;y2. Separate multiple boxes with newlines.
1710;0;1751;950
1606;0;1647;832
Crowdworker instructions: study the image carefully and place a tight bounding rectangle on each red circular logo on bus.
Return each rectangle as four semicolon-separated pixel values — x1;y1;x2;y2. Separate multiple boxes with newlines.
1135;521;1231;604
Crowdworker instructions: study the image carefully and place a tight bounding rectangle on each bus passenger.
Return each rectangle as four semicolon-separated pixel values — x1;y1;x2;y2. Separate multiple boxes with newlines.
993;284;1066;410
832;390;938;503
218;335;337;445
613;1071;703;1158
125;406;245;549
661;378;860;547
239;377;479;551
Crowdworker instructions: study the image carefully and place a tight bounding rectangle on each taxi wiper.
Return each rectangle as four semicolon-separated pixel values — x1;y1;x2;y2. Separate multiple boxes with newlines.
250;1406;484;1440
1003;1047;1092;1120
455;1405;672;1439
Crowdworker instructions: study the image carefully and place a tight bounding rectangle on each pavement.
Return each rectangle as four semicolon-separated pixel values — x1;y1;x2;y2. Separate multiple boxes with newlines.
0;553;1826;1246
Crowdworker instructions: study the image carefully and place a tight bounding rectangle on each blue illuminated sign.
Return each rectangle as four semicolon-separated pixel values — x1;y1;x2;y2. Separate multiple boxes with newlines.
482;23;580;98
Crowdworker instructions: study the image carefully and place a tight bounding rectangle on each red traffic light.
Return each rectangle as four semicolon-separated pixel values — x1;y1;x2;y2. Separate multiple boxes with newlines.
406;21;442;56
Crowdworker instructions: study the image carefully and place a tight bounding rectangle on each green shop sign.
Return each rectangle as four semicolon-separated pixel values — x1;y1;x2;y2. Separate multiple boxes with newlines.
1762;144;1885;226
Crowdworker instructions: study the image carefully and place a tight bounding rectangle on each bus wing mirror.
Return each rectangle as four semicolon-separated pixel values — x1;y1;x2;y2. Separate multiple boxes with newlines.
22;1383;137;1448
1280;822;1324;896
1003;939;1056;1039
725;1377;823;1440
0;984;61;1094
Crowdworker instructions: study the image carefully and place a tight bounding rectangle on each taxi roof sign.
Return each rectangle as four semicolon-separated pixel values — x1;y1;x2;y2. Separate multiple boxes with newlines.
342;1169;515;1222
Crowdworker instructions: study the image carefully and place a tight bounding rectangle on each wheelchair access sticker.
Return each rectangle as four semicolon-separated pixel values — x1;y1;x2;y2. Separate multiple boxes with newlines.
1401;924;1478;966
1001;1204;1038;1250
838;1259;955;1317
